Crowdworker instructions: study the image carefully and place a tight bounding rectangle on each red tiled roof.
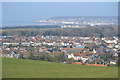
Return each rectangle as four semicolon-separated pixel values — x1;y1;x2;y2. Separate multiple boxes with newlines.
62;48;89;51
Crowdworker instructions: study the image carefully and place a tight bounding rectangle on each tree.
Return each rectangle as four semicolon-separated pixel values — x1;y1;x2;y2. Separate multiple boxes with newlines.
28;53;34;60
70;45;73;48
116;59;120;66
18;53;24;59
2;32;8;36
102;54;113;61
66;58;74;64
78;59;83;63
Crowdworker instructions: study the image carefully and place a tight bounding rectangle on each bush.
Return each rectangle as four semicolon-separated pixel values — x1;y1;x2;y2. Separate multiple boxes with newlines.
66;58;74;64
116;59;120;66
18;54;24;59
27;53;74;64
28;53;34;60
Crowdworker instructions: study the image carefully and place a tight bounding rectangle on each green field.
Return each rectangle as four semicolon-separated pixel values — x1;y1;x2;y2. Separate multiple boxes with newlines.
2;58;118;78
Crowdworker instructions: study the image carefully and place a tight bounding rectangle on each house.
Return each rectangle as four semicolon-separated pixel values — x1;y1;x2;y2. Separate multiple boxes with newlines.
66;53;82;61
2;51;19;58
113;53;118;57
66;53;74;59
3;43;11;46
92;49;97;53
104;40;117;44
73;53;82;60
80;56;88;63
88;54;101;62
84;40;93;44
34;43;42;46
66;53;90;62
110;61;117;65
75;45;85;49
21;42;30;46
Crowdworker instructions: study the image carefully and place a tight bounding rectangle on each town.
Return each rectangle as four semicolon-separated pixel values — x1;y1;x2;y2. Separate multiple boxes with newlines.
1;2;119;78
36;16;118;28
1;35;119;66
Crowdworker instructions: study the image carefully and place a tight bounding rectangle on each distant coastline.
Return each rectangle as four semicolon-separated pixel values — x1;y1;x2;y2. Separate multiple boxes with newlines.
2;16;118;28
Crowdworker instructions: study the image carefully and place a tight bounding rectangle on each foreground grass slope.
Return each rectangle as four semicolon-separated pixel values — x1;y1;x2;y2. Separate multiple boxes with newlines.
2;58;118;78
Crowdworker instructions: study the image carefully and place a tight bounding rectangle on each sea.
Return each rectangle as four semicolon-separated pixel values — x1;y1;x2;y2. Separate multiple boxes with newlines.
1;21;55;28
1;16;118;28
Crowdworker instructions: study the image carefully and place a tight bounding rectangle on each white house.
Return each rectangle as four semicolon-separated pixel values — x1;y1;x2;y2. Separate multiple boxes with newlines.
105;40;117;44
110;61;117;65
66;53;74;59
80;57;88;63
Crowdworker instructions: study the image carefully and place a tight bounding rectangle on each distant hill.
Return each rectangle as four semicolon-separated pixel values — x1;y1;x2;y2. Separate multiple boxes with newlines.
1;25;61;29
1;26;118;37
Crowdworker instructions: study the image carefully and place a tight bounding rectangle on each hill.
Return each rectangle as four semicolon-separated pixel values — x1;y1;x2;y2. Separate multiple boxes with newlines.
2;58;118;78
1;25;61;29
1;26;118;37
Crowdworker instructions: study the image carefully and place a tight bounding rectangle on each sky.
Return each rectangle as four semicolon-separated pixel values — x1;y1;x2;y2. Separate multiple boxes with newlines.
2;0;120;2
2;2;118;22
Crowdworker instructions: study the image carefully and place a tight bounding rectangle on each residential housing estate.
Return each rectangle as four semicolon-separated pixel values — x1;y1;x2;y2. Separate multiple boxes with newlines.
1;36;119;66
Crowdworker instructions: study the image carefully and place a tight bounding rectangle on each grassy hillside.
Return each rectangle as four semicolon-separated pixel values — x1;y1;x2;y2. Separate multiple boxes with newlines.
0;58;2;79
2;58;118;78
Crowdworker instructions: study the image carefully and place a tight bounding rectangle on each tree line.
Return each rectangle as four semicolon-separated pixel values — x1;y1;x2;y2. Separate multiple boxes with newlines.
2;26;118;37
18;53;74;64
